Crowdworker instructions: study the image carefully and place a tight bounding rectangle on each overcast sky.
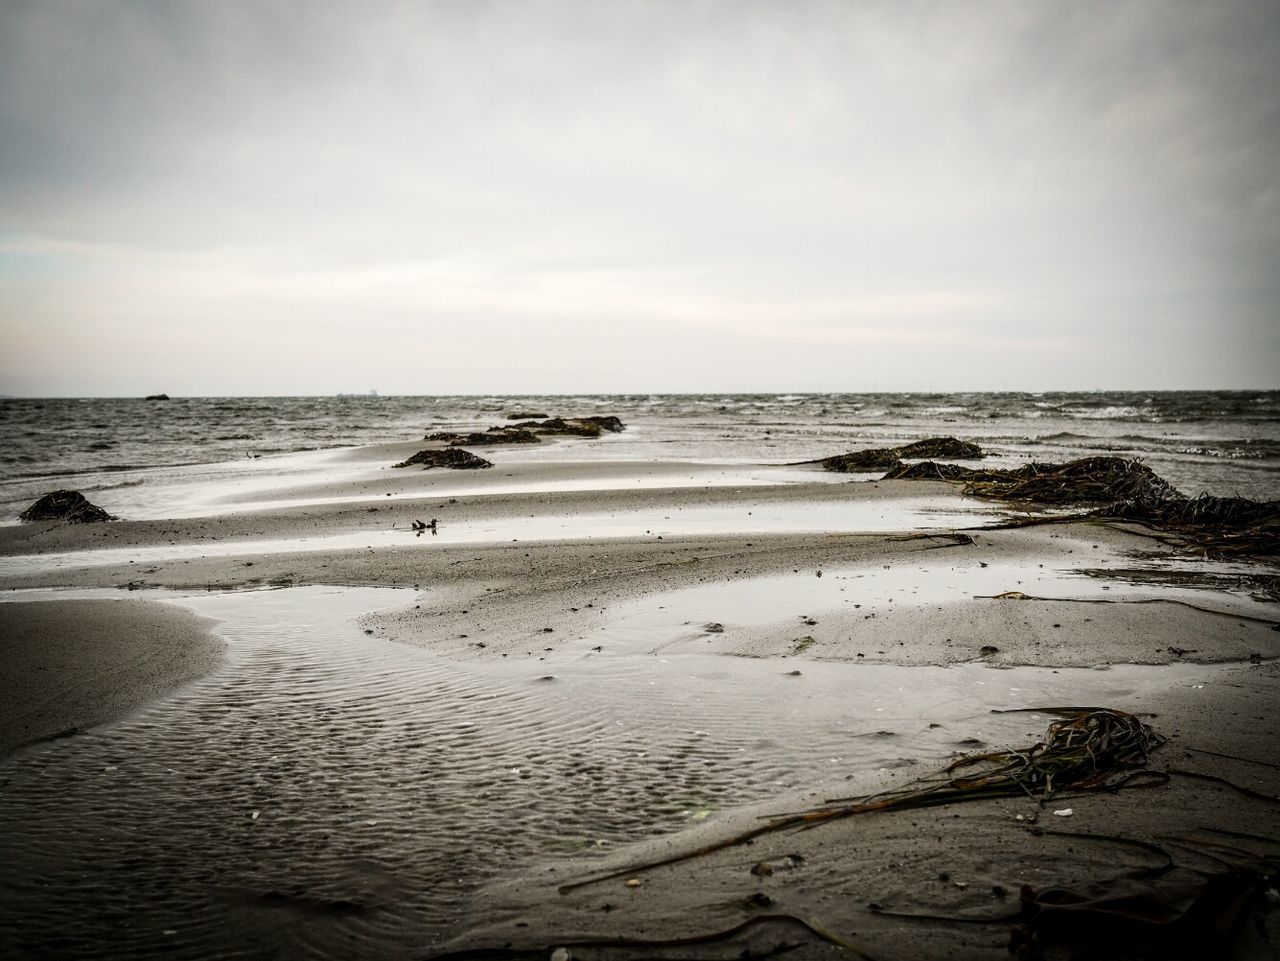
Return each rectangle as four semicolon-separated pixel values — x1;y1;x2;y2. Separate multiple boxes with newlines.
1;1;1277;396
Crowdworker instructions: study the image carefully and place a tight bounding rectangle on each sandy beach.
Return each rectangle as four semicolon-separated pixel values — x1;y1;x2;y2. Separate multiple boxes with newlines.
5;0;1278;954
1;429;1277;960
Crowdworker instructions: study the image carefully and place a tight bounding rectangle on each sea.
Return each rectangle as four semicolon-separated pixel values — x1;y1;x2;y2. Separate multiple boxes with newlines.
1;392;1277;517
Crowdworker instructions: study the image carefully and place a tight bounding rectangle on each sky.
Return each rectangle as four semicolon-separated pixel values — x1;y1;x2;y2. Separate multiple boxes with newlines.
1;0;1277;396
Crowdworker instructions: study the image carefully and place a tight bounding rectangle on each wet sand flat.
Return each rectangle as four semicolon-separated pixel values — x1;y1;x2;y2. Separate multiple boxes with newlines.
0;598;224;755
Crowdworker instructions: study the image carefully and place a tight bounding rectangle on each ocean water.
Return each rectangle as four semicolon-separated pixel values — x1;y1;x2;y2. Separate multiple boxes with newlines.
0;392;1277;512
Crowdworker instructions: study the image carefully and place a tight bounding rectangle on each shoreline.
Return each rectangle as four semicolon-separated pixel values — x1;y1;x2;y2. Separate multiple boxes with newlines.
0;439;1276;958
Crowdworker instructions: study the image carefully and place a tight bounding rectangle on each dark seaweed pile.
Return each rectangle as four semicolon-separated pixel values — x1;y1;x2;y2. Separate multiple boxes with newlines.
18;490;114;523
886;455;1278;558
391;448;493;470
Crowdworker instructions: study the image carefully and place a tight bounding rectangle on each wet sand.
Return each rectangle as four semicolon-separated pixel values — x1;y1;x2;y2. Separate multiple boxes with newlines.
0;442;1277;959
0;598;224;755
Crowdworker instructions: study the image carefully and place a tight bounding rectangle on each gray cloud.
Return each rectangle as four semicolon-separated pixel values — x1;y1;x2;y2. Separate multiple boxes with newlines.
2;0;1277;394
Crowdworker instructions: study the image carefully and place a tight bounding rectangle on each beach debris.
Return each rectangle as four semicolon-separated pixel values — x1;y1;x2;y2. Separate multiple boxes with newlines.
579;415;626;433
559;708;1164;895
1095;490;1280;558
893;530;977;549
802;437;984;473
549;948;571;961
993;591;1030;600
1011;858;1280;961
19;490;114;524
624;878;642;888
426;429;541;446
410;519;438;535
750;854;804;877
885;455;1278;558
884;456;1176;503
790;635;817;655
393;448;494;470
1052;808;1074;817
814;447;903;473
702;622;724;633
425;416;625;448
508;417;604;437
895;437;983;459
883;460;988;481
979;645;1000;656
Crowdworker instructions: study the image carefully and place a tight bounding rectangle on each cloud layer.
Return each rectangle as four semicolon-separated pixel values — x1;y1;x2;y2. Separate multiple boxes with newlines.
2;1;1277;394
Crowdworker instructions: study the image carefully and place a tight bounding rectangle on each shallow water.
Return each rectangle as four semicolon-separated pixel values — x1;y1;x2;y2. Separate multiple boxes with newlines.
0;585;1237;959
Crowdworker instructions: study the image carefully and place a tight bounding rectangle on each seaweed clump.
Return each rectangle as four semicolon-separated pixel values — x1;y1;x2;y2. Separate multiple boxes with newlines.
895;437;983;459
508;417;601;437
961;456;1179;505
425;429;541;446
888;456;1176;504
19;490;114;524
425;415;625;447
887;455;1279;558
884;461;1023;482
392;448;493;470
1095;491;1279;559
811;436;983;473
818;448;904;473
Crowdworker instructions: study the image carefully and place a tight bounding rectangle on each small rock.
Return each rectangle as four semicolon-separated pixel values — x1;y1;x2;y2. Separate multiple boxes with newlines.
750;854;803;877
703;622;724;633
